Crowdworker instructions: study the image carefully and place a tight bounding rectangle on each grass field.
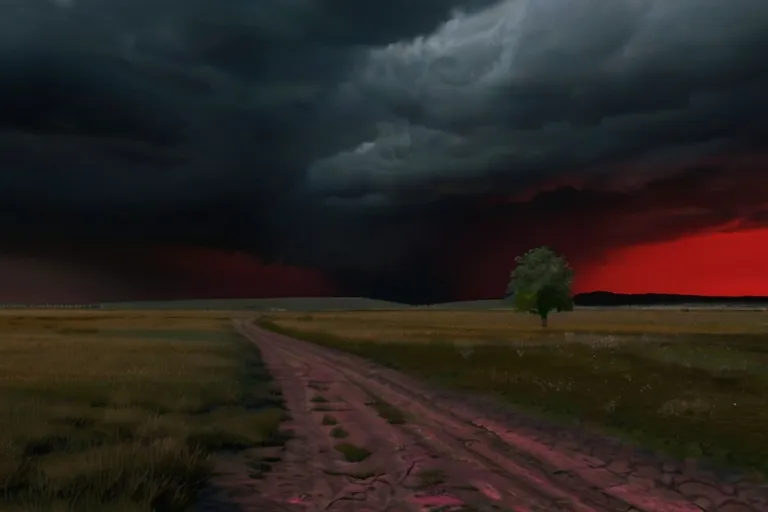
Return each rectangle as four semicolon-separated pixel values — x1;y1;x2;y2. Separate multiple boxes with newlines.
0;310;286;511
258;308;768;476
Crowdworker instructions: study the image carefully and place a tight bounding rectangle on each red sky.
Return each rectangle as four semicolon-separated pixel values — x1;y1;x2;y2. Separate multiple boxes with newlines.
578;227;768;296
443;219;768;300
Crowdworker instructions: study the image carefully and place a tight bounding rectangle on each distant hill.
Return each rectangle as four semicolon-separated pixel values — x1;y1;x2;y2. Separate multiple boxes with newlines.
8;292;766;312
99;297;411;311
574;291;768;307
417;299;509;310
422;293;768;310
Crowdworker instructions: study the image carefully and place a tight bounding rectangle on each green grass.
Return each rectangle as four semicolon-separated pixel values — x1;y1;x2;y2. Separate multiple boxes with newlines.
258;318;768;476
330;426;348;439
334;443;371;462
0;313;288;511
366;397;406;424
321;414;338;426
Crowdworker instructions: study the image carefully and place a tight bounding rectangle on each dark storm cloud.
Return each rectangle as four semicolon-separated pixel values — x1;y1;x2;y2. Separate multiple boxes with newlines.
309;0;768;202
1;0;767;300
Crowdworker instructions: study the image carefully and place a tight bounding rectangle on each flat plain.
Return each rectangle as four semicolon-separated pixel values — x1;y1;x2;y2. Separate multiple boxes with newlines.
0;310;286;511
3;305;766;511
259;307;768;476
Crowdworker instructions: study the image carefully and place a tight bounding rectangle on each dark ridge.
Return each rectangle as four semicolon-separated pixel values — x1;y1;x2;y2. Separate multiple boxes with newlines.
574;291;768;307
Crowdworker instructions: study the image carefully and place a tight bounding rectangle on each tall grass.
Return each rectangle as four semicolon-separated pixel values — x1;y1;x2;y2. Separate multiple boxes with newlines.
0;311;286;511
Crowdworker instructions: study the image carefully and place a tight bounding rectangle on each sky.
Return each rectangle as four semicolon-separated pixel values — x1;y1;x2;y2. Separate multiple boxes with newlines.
0;0;766;303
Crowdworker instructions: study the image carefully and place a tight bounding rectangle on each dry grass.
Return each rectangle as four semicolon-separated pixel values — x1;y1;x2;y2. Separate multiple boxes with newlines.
262;308;768;345
0;311;285;511
258;308;768;476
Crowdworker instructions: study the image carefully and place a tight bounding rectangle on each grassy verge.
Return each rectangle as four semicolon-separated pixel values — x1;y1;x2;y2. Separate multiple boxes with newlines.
0;311;287;511
258;315;768;476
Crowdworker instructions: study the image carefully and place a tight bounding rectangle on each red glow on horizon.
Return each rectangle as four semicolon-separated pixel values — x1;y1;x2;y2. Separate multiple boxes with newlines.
155;248;340;298
580;228;768;296
3;226;767;303
0;247;340;303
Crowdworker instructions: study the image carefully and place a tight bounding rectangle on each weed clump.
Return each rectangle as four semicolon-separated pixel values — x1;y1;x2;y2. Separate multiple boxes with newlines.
367;397;406;424
330;426;348;439
321;414;338;426
334;443;371;462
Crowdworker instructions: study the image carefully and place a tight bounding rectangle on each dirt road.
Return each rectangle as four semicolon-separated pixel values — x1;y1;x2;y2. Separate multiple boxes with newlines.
197;321;768;512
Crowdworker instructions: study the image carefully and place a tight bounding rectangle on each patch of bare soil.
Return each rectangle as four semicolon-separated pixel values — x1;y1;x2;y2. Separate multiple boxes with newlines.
195;321;768;512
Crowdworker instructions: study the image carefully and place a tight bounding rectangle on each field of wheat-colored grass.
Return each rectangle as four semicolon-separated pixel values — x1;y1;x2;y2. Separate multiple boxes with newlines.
262;308;768;344
0;310;285;511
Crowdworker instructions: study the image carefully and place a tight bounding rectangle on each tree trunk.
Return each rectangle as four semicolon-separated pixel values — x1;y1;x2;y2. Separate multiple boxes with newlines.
541;315;548;328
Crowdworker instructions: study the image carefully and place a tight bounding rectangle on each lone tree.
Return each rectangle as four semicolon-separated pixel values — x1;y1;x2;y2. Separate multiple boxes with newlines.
507;247;574;327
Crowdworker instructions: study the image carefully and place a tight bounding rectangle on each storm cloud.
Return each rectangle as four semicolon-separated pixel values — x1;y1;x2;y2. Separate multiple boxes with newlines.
1;0;766;301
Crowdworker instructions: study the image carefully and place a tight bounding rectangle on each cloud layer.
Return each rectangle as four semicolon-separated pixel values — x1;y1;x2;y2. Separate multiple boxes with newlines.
1;0;766;300
311;0;767;201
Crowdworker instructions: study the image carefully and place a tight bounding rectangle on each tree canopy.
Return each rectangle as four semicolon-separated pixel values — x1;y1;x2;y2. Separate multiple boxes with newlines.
507;247;573;327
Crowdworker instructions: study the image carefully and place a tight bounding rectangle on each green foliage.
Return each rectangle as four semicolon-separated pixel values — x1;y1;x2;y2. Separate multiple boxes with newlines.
508;247;573;326
512;289;537;312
